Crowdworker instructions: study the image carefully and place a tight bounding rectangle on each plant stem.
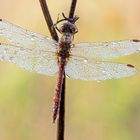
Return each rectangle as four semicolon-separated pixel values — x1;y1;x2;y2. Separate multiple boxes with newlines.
39;0;77;140
57;75;65;140
39;0;66;140
69;0;77;18
57;0;77;140
39;0;58;41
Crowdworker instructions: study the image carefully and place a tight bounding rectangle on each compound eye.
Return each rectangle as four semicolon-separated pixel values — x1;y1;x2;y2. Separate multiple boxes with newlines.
71;24;76;33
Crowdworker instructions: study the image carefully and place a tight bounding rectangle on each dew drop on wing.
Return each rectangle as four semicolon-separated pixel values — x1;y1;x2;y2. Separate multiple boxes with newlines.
83;59;88;63
4;50;7;54
102;70;106;74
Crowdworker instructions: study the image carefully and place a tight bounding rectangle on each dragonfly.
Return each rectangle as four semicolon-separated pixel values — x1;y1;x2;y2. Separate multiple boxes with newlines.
0;14;140;123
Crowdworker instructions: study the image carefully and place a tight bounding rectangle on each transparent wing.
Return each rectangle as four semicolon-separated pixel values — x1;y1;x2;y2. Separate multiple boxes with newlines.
71;39;140;60
0;19;57;52
0;43;58;76
65;57;137;80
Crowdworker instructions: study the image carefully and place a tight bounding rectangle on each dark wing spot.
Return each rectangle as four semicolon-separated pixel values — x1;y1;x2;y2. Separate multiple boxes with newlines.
0;19;2;21
132;39;140;42
127;64;135;68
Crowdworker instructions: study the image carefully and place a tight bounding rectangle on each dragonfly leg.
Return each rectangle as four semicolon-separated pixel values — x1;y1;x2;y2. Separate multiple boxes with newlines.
75;27;78;34
53;24;61;34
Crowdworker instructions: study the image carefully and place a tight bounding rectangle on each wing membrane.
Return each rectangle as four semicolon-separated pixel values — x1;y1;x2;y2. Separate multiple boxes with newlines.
0;19;57;52
71;40;140;60
0;43;58;76
65;57;137;80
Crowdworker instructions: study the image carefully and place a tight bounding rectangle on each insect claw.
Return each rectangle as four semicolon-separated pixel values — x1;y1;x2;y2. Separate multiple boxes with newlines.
73;15;80;23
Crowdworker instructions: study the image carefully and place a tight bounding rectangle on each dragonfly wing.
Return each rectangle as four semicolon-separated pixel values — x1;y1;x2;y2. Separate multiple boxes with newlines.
65;57;137;80
0;43;58;76
71;39;140;60
0;19;57;52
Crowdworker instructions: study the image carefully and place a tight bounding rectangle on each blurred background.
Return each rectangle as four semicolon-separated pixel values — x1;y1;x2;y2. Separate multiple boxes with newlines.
0;0;140;140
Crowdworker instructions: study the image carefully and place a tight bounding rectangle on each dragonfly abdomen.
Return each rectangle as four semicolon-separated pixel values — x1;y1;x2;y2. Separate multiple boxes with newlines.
52;33;73;122
52;58;65;123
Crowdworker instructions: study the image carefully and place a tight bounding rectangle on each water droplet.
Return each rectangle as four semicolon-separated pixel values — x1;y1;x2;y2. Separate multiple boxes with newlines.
83;59;87;62
4;50;6;54
102;70;106;73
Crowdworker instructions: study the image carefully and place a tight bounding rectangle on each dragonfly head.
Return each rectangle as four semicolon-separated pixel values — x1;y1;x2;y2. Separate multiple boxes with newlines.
59;22;77;34
55;13;79;34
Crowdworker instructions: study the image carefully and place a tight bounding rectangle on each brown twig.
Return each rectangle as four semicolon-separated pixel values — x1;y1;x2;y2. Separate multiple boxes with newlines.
57;1;78;140
39;0;66;139
69;0;77;18
39;0;58;41
39;0;77;140
57;75;65;140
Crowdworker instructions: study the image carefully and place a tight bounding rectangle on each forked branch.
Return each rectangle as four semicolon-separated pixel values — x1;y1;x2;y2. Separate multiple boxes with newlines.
39;0;77;140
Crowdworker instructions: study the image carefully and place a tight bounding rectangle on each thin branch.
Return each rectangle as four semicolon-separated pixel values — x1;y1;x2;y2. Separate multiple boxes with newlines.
57;75;65;140
57;1;78;140
39;0;65;140
69;0;77;18
39;1;77;140
39;0;58;41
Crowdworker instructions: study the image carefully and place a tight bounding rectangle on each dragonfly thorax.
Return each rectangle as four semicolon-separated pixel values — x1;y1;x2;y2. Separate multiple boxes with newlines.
57;34;72;59
60;32;73;44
